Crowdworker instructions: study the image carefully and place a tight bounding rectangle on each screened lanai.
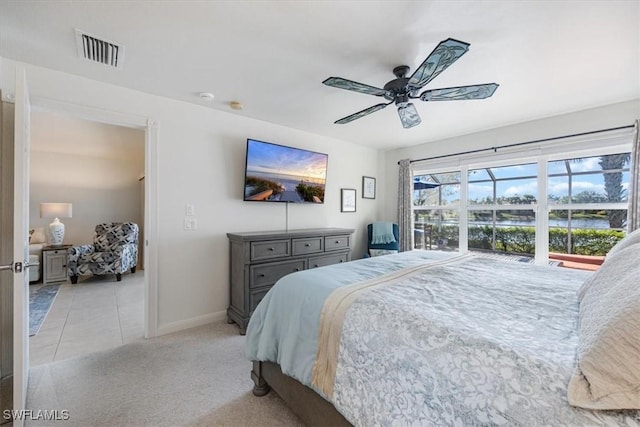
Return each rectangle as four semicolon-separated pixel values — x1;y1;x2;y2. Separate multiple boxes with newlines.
413;152;631;259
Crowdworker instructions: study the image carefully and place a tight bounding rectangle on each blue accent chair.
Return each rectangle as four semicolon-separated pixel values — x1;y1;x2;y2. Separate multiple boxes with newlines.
366;223;399;257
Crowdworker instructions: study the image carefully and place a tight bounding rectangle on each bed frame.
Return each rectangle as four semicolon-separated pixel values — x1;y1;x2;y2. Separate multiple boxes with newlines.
251;361;352;426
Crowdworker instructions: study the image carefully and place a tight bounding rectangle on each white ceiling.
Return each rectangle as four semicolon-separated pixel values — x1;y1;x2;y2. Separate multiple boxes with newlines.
1;1;638;151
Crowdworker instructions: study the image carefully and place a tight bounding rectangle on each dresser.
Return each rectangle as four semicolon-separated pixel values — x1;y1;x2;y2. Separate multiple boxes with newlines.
227;228;354;334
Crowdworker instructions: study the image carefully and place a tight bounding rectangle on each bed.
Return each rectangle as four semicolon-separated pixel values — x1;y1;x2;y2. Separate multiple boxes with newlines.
246;244;640;426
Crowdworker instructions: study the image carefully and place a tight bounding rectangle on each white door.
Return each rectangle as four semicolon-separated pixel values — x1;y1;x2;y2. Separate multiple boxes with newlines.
0;94;16;423
13;68;30;424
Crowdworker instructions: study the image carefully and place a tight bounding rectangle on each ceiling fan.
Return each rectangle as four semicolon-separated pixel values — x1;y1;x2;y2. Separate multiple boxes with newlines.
323;38;499;129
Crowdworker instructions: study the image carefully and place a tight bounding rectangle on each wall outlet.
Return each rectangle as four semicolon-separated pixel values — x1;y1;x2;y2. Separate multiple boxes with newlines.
185;203;195;216
184;218;198;230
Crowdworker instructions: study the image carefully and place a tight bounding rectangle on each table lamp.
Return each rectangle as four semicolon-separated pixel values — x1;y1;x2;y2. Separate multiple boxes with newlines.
40;202;72;246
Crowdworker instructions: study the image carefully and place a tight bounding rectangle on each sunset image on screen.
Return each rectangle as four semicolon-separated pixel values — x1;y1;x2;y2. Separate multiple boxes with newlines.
244;140;328;203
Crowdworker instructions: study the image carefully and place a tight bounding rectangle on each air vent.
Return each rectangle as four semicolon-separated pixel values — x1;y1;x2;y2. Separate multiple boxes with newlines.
75;29;124;69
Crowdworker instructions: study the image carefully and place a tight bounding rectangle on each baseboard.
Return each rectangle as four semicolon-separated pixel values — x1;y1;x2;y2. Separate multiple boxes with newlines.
156;309;227;336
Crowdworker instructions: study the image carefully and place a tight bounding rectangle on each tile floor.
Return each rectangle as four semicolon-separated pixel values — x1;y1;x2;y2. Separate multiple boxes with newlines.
29;271;145;366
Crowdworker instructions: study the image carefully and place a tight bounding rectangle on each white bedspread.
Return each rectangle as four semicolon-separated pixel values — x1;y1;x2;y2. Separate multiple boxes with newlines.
247;251;640;426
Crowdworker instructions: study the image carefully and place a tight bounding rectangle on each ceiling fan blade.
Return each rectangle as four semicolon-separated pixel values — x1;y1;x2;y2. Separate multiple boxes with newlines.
408;38;470;90
397;103;421;129
334;102;392;124
323;77;390;97
419;83;499;101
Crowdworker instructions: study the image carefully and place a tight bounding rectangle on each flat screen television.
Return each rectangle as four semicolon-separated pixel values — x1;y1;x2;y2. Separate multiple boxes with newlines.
243;139;328;203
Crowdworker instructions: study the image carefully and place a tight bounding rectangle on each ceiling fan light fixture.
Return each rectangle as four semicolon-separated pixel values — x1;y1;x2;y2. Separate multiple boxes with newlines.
398;103;421;129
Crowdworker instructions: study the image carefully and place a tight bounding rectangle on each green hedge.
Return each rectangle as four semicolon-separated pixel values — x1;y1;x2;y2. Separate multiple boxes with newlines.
549;228;623;255
429;224;624;256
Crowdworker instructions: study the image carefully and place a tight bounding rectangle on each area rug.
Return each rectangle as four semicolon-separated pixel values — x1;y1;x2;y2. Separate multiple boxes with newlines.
29;284;61;336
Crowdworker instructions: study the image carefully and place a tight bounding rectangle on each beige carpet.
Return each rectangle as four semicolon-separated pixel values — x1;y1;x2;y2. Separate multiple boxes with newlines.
26;321;304;426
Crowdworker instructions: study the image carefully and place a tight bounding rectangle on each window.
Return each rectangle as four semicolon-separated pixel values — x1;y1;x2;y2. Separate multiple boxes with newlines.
547;153;630;255
413;172;460;251
411;138;632;262
548;154;630;204
467;163;537;255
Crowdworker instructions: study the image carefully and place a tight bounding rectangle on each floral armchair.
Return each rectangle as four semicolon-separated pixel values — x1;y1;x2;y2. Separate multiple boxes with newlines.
68;222;139;283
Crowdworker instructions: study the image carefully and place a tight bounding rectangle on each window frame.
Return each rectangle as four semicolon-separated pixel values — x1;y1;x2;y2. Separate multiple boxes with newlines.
411;129;632;263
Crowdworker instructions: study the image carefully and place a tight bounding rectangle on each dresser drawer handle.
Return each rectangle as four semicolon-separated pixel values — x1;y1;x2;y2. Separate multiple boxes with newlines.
314;264;319;268
294;268;300;271
259;274;265;278
339;260;344;263
268;247;275;251
305;243;311;247
335;240;340;244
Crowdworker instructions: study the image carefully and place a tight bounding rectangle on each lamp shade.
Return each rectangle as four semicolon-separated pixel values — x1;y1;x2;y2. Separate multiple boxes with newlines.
40;203;72;219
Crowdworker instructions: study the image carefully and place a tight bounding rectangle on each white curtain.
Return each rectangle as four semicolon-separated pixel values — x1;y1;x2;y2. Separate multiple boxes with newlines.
397;159;413;251
628;120;640;232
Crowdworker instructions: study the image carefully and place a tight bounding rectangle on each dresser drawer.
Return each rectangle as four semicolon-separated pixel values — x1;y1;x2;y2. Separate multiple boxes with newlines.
250;259;305;288
292;237;323;255
250;239;290;261
250;288;270;314
308;252;349;269
324;235;350;251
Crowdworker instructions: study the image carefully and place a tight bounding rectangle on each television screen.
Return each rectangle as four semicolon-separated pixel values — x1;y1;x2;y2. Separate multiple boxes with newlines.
243;139;328;203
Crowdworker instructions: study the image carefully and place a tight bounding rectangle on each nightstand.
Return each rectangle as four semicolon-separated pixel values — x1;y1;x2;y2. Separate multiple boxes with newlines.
42;245;71;284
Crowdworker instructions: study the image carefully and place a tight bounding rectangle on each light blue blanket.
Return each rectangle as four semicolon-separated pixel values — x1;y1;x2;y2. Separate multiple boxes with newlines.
245;250;454;388
371;221;396;244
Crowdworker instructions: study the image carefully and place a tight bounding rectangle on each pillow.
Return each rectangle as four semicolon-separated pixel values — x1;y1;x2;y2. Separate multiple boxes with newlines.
605;228;640;262
29;227;46;244
369;249;398;257
568;244;640;410
578;228;640;300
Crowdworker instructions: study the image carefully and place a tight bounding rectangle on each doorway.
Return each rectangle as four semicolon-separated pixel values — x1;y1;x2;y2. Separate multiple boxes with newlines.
28;110;147;365
0;87;159;420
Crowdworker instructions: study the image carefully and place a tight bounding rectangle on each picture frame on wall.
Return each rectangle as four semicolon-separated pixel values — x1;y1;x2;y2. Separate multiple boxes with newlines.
362;176;376;199
341;188;356;212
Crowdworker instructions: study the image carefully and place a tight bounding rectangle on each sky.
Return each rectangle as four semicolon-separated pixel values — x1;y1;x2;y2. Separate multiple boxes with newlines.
246;139;328;182
419;155;631;203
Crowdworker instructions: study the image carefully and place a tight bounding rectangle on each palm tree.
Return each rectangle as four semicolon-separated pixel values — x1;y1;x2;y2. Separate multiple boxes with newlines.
599;153;630;228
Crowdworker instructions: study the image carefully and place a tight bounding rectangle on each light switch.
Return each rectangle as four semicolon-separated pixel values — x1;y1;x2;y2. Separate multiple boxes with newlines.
185;204;195;216
184;218;198;230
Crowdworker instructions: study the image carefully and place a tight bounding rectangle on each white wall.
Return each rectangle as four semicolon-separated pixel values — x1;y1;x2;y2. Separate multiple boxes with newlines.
29;111;145;246
1;58;382;334
382;100;640;222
